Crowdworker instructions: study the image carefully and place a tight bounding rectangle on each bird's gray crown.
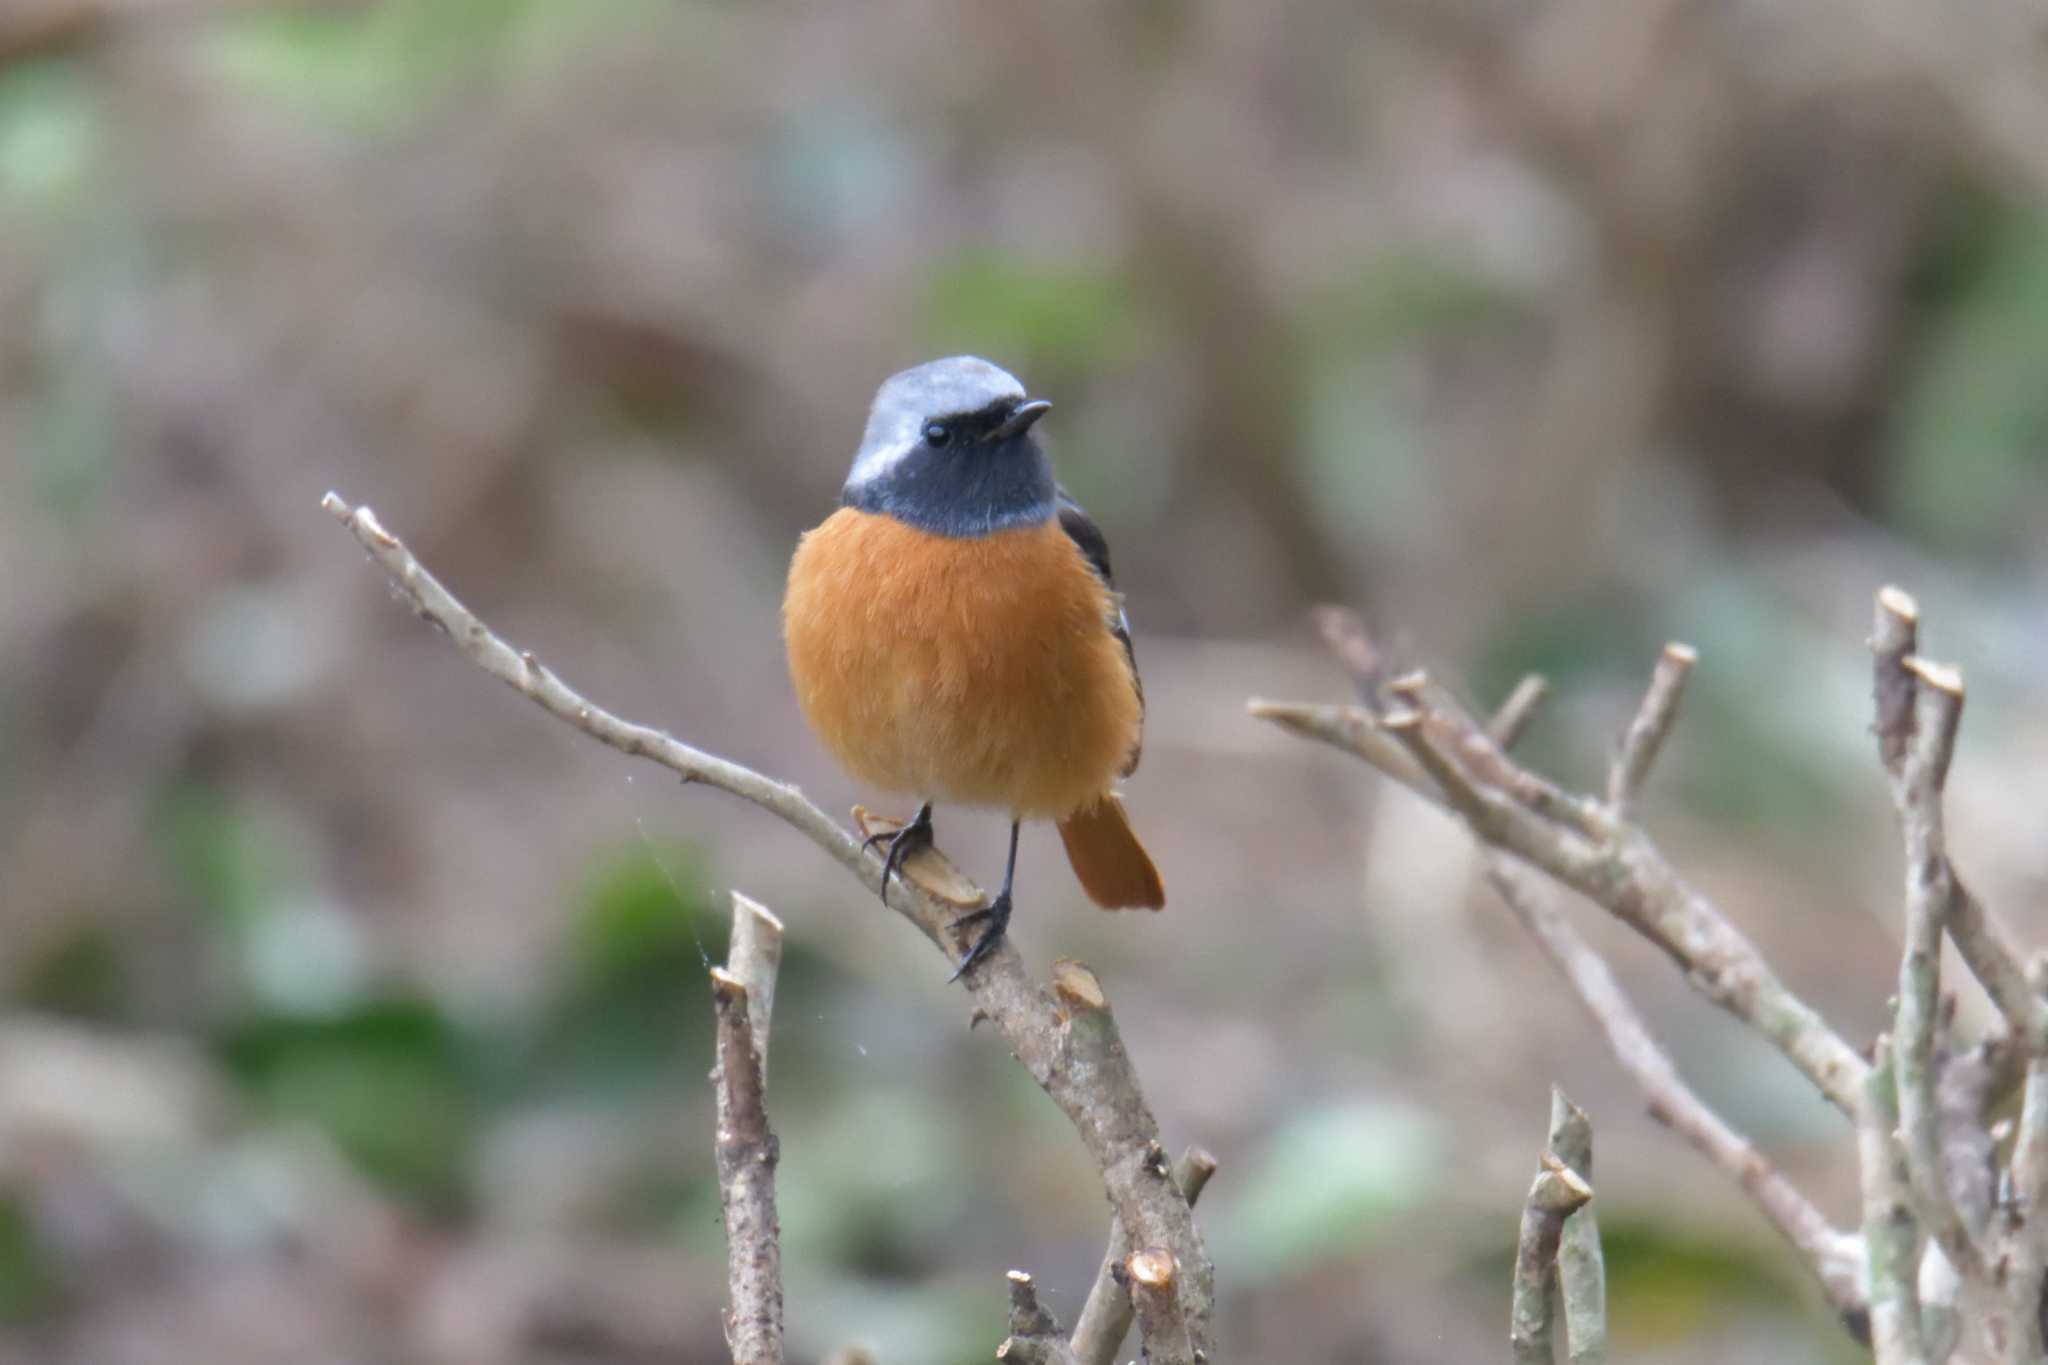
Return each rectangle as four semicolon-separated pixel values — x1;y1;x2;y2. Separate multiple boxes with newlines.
839;356;1056;538
847;356;1026;487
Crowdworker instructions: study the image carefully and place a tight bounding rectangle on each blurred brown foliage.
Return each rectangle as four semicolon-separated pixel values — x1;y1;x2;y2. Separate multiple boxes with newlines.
2;1;2046;1361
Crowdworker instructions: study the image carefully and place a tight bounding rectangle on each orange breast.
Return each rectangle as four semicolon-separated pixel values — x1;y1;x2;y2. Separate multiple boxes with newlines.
782;508;1142;820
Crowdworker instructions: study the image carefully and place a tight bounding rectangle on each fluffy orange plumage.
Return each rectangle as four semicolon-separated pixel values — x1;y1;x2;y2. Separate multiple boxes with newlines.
785;509;1140;820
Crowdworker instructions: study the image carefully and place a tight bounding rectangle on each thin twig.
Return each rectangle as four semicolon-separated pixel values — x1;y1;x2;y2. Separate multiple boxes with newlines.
1917;1243;1961;1365
1386;671;1608;837
711;966;783;1365
1871;585;1921;772
1312;603;1391;702
1936;1034;2011;1257
1548;1089;1607;1365
997;1271;1080;1365
1872;588;2046;1051
1489;861;1867;1324
1888;660;1986;1280
322;492;1213;1363
1256;679;1870;1119
2006;1050;2048;1364
1605;642;1695;816
1861;1039;1930;1365
1070;1147;1218;1365
1489;674;1551;750
729;893;785;1086
1510;1151;1594;1365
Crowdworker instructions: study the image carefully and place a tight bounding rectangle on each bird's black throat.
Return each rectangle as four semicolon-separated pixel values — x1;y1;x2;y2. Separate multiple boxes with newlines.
842;435;1056;538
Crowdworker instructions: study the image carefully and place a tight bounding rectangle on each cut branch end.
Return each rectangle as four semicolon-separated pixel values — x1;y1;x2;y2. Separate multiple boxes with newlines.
1127;1248;1177;1290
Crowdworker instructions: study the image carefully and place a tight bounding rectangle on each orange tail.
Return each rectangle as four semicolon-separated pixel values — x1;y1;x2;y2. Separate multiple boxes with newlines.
1056;794;1165;910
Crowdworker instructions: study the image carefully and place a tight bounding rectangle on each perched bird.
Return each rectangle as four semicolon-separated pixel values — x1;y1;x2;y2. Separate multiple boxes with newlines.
783;356;1164;977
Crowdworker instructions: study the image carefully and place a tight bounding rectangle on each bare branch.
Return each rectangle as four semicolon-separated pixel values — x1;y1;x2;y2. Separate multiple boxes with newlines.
1489;862;1867;1324
1605;643;1695;815
1871;591;2046;1050
1917;1244;1961;1365
1872;586;1921;772
1311;603;1391;701
1070;1147;1218;1365
1247;699;1434;797
1489;674;1551;751
711;966;783;1365
996;1271;1079;1365
1385;672;1607;837
728;893;785;1086
1124;1249;1193;1365
1861;1039;1930;1365
321;492;1213;1363
1381;706;1507;832
2005;1050;2048;1364
1548;1090;1607;1365
1937;1035;2012;1247
1256;655;1869;1118
1510;1151;1594;1365
1889;666;1986;1280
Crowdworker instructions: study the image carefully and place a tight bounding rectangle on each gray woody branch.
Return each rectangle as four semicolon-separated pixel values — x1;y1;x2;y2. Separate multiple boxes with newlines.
1507;1090;1606;1365
1547;1091;1607;1365
712;894;788;1365
1253;627;1867;1120
1254;607;1869;1329
320;493;1212;1365
1070;1143;1218;1365
1488;861;1865;1324
997;1271;1081;1365
1267;590;2048;1360
1510;1146;1593;1365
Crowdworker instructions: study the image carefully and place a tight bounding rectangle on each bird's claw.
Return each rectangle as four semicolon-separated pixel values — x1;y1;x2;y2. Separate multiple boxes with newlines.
948;892;1012;982
863;803;935;909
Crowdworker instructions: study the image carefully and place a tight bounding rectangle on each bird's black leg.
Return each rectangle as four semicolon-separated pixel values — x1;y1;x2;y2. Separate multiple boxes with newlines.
862;802;934;909
949;819;1019;981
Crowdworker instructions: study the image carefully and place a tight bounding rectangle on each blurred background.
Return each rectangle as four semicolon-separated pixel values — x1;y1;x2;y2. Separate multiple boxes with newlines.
3;1;2047;1361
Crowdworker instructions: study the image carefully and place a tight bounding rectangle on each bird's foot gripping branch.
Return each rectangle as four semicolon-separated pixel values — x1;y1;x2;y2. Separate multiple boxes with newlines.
1254;593;2048;1362
320;492;1214;1365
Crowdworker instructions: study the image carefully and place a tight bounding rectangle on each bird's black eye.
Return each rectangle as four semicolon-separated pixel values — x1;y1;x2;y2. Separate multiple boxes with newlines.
923;421;950;448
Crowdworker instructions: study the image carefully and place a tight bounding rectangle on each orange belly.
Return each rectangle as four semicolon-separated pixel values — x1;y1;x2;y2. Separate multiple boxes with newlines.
783;508;1141;820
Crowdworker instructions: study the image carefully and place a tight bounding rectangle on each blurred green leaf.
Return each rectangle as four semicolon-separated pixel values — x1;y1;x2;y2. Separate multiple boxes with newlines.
13;923;126;1022
204;0;687;128
27;359;122;524
568;840;716;985
150;782;370;1013
0;59;97;208
217;999;475;1209
152;783;298;931
797;1274;998;1365
206;0;540;128
1889;207;2048;555
1597;1216;1811;1345
775;1087;965;1276
920;255;1144;385
1459;1211;1841;1357
1308;252;1524;352
0;1193;57;1322
1217;1099;1442;1277
495;843;719;1101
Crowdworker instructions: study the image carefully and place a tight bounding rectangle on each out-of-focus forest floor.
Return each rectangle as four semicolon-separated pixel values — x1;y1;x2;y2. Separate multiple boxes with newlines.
3;3;2047;1362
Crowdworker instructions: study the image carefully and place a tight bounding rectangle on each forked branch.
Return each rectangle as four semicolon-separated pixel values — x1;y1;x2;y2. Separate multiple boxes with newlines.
321;492;1212;1364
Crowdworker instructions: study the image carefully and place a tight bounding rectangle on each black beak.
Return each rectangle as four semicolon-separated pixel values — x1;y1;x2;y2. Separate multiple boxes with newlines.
992;398;1053;440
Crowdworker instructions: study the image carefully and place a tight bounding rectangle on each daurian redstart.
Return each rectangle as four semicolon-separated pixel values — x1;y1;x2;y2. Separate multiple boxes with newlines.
783;356;1164;977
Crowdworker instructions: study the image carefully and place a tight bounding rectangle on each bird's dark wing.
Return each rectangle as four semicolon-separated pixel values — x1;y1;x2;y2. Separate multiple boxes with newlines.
1057;489;1143;776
